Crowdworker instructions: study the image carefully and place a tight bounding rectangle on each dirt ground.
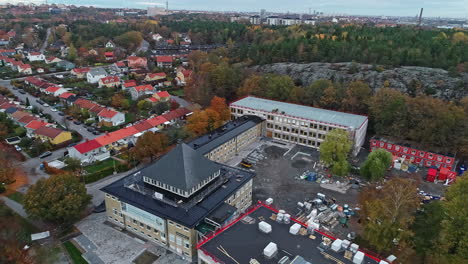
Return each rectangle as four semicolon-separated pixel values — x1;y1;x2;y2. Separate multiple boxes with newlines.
0;142;30;196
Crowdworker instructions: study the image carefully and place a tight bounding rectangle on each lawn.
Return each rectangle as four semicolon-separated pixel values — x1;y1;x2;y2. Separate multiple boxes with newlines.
84;158;116;174
63;241;88;264
125;112;136;123
170;89;184;96
7;191;25;204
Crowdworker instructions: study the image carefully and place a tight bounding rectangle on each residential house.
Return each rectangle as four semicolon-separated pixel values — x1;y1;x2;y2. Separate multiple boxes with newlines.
122;80;137;90
25;120;51;137
176;68;192;86
24;76;44;88
71;67;91;78
127;56;147;69
44;86;67;97
87;68;107;83
88;49;98;56
59;92;77;104
27;52;45;61
155;56;173;68
113;61;128;73
98;76;120;88
98;109;125;127
10;111;30;122
18;115;39;126
130;85;155;100
45;56;62;64
105;41;115;49
17;64;32;75
95;126;139;151
56;60;75;70
161;107;192;125
0;49;16;56
146;115;169;128
34;126;72;145
151;33;163;41
68;139;110;164
0;35;11;46
153;91;171;102
105;52;115;61
144;72;166;82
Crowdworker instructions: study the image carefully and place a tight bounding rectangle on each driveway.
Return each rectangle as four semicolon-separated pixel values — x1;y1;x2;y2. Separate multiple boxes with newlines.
172;95;190;108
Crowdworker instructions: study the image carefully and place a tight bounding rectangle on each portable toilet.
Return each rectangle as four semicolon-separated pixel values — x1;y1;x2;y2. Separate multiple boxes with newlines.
427;168;437;182
439;167;449;181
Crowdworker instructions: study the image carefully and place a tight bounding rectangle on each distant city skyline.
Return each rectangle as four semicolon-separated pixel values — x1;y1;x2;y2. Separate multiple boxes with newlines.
2;0;468;18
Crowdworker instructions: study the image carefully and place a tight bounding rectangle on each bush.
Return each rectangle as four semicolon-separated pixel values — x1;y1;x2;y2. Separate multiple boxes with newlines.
0;184;5;194
84;163;129;183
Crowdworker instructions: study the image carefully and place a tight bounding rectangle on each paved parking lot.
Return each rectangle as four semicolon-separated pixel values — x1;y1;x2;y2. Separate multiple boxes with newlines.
75;213;188;264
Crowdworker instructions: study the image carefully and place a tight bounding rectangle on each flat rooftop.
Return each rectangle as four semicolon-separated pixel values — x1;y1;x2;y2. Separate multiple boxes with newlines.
198;204;381;264
231;96;367;129
187;115;264;155
101;165;254;228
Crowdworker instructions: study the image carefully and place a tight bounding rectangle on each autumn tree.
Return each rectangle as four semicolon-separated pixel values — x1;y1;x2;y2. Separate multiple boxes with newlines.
360;149;393;181
24;173;91;223
319;129;351;176
303;79;333;106
237;74;264;97
359;177;420;255
208;96;231;121
115;31;143;52
0;154;15;185
185;111;209;136
133;132;169;162
342;81;372;114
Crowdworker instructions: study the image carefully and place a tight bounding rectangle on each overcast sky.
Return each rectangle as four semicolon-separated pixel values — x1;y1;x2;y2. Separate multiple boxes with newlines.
7;0;467;18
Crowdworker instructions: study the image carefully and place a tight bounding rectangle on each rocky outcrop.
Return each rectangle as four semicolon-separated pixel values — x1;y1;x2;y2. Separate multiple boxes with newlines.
252;62;468;100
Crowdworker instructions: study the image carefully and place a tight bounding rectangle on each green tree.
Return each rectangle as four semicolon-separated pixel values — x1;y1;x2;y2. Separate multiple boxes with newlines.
319;129;351;176
64;158;83;176
360;149;393;181
437;174;468;263
25;97;30;107
24;174;91;223
411;201;444;259
68;43;77;61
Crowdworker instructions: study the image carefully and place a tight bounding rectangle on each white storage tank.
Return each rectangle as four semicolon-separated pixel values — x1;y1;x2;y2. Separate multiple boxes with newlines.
353;251;365;264
289;223;301;235
263;242;278;259
258;221;272;234
331;239;343;252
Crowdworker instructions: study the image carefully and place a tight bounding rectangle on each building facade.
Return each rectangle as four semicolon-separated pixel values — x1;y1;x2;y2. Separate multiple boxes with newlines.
102;117;264;261
230;97;368;156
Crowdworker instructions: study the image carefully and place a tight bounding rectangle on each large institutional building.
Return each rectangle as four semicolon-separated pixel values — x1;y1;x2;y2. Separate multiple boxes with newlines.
101;116;264;261
230;96;368;156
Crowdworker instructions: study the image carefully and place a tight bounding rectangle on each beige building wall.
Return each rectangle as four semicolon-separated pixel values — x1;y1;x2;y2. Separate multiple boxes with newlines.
204;123;263;163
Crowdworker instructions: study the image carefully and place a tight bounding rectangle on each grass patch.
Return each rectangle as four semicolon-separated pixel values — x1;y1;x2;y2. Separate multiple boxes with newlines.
170;89;184;96
125;112;136;123
63;241;88;264
84;158;116;174
7;191;25;204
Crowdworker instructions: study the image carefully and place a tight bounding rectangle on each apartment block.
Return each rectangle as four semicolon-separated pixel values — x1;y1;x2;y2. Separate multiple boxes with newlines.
230;96;368;156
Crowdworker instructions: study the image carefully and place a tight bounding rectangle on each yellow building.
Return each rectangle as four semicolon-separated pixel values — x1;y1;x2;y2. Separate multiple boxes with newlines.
34;126;72;145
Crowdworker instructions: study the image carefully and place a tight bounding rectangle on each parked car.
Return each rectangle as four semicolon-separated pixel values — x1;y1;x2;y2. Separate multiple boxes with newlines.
68;142;77;147
66;116;73;120
58;112;64;116
14;145;22;151
36;99;44;105
51;108;57;112
92;131;101;135
87;127;94;132
39;151;52;159
73;120;81;125
43;103;49;107
19;90;26;94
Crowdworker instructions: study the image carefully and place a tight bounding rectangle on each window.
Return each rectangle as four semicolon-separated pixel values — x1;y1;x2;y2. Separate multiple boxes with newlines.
169;221;174;225
113;208;117;215
176;237;182;246
169;234;175;242
176;224;181;229
140;222;144;227
146;225;151;230
183;227;189;232
133;219;137;224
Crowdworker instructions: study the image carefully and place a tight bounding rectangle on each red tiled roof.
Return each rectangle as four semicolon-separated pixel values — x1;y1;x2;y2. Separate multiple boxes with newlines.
1;102;17;110
147;97;159;103
89;105;105;114
146;115;168;127
105;52;114;57
123;80;137;88
25;120;50;130
156;56;172;63
162;108;192;121
133;85;154;92
59;92;75;99
182;69;192;78
98;108;119;118
74;98;98;110
147;72;166;79
34;126;64;138
95;126;138;146
166;39;174;44
74;139;103;154
45;86;61;93
100;76;120;84
127;56;145;62
46;56;57;61
131;120;153;132
115;61;126;67
10;110;29;119
18;115;38;124
156;91;170;98
72;67;91;74
29;52;41;56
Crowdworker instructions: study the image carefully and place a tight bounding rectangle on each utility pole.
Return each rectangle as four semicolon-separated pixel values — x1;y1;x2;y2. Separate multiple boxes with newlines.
166;0;169;12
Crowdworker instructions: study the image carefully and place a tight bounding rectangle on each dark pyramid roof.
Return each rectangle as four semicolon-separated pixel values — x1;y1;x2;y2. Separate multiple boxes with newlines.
141;143;222;192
